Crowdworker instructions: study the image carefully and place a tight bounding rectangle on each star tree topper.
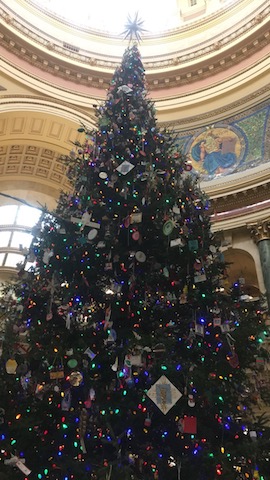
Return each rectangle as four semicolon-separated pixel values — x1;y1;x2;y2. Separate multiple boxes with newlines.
122;12;147;43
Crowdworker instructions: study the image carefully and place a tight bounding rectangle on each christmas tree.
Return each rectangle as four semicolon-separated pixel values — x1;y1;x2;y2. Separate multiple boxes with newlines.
1;42;270;480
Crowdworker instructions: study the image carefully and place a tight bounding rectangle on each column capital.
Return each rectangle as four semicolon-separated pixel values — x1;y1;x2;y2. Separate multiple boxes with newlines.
247;219;270;243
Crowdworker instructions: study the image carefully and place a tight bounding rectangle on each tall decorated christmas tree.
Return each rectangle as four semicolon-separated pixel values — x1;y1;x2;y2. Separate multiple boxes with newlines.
1;30;270;480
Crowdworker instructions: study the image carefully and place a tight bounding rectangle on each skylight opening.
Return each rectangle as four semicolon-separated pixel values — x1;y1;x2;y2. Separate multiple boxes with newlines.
31;0;180;34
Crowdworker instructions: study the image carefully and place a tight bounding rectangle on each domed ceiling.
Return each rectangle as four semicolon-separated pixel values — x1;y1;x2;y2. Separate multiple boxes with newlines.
0;0;269;219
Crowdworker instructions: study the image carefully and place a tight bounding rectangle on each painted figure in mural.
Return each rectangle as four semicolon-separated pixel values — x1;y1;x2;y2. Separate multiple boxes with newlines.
191;133;237;175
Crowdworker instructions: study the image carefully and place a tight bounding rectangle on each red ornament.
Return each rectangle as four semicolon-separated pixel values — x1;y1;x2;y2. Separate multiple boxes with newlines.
179;416;197;434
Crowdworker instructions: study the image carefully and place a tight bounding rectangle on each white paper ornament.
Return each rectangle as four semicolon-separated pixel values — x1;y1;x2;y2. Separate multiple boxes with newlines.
88;229;98;240
116;160;134;175
147;375;182;414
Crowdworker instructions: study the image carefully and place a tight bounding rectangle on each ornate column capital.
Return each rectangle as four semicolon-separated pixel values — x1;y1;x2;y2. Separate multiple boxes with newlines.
247;219;270;243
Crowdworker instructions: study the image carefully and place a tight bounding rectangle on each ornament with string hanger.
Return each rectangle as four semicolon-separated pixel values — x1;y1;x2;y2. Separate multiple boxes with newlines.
49;355;64;380
226;333;239;368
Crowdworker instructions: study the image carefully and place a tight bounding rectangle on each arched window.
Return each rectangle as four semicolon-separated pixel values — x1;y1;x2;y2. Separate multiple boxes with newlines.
0;204;42;272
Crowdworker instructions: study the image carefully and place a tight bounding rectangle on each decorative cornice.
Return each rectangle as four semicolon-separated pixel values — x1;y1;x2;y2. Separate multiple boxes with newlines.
0;2;269;90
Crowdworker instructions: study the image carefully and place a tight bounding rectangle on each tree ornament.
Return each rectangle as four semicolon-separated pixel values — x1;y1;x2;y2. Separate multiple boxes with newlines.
188;394;195;407
147;375;182;414
5;358;17;374
178;416;197;434
163;220;174;236
4;455;31;476
68;371;83;387
61;389;71;411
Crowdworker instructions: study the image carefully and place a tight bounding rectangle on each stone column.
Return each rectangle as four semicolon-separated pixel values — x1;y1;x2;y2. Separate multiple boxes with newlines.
248;219;270;310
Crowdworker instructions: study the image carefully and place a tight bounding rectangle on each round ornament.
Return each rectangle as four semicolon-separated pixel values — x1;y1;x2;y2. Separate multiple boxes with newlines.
163;220;174;236
132;231;140;241
188;394;195;407
135;251;146;263
99;171;108;179
69;371;83;387
88;229;98;240
67;358;78;369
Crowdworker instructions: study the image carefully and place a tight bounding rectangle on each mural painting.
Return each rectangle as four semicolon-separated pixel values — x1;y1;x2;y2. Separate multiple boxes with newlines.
187;125;247;180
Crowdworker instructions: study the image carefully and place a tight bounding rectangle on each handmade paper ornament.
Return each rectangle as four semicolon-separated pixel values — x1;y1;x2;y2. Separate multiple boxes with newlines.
194;272;207;283
88;229;98;240
69;371;83;387
147;375;182;414
118;84;133;94
4;455;31;476
116;160;134;175
170;237;185;248
195;324;204;336
188;239;198;252
180;416;197;434
105;329;117;345
49;361;64;379
188;394;195;407
84;347;96;360
5;358;17;374
213;317;222;327
163;220;174;236
81;211;92;226
172;204;180;214
130;212;142;224
249;430;257;441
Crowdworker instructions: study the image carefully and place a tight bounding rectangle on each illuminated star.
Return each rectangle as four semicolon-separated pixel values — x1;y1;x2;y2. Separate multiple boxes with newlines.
122;12;147;43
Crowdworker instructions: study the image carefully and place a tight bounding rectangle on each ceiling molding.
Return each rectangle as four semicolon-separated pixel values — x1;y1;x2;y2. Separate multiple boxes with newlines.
0;1;269;92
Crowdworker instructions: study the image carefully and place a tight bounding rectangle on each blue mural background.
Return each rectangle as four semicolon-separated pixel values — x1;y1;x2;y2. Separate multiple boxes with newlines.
175;101;270;181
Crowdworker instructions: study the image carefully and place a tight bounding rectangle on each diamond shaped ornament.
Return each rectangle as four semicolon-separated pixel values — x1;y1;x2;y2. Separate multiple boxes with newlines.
147;375;182;414
116;160;135;175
